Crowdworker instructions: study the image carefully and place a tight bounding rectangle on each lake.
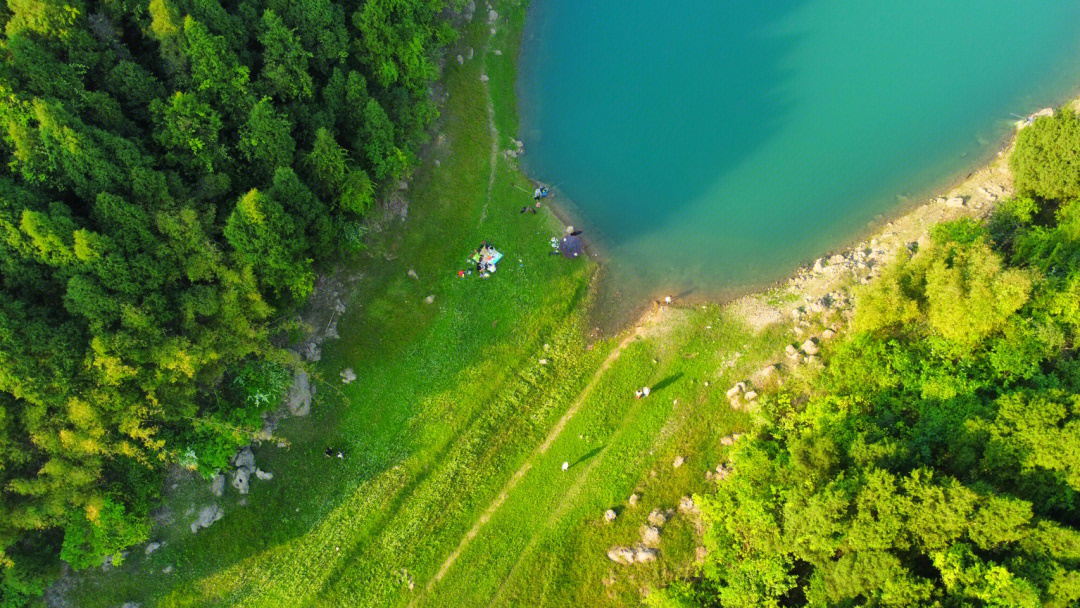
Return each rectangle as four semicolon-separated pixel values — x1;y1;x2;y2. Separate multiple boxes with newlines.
518;1;1080;309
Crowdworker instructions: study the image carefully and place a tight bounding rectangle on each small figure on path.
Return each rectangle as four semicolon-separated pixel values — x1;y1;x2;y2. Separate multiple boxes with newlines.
561;461;569;472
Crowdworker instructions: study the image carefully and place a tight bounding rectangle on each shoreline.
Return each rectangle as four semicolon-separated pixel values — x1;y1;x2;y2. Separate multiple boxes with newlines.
511;2;1080;332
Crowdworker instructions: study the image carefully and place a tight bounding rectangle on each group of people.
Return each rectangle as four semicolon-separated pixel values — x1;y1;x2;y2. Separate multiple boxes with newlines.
520;186;548;214
457;241;503;279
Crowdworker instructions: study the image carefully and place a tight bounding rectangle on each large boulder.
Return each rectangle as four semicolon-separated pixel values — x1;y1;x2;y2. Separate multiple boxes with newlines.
641;526;660;547
232;468;250;495
634;547;658;563
606;546;636;565
233;447;255;472
288;369;311;416
190;504;223;533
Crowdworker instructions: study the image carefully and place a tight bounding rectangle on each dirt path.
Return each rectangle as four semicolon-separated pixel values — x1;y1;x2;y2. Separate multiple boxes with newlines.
412;317;657;606
477;40;499;227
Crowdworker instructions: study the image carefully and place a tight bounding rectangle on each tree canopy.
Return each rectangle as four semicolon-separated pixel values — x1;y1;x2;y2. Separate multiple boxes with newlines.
0;0;458;603
666;118;1080;607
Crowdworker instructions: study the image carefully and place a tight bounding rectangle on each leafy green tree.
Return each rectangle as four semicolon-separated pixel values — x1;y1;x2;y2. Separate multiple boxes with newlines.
151;91;225;174
224;189;313;300
258;9;313;101
239;97;295;179
59;499;149;569
1012;109;1080;200
0;0;457;601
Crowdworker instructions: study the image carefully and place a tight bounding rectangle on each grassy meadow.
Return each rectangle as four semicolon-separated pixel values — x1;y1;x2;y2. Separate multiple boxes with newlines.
55;3;797;606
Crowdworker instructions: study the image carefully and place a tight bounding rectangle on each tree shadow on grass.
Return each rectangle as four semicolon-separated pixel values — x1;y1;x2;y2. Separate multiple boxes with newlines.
651;372;683;393
568;445;605;471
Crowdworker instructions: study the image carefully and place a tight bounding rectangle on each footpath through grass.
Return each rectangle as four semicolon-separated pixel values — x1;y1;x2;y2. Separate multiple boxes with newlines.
56;3;792;606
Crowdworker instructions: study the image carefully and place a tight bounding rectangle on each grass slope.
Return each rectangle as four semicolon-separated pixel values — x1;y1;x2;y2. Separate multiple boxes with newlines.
57;3;794;606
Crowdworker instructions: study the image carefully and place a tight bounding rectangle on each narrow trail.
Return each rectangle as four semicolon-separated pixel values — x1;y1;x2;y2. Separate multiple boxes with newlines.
477;39;499;227
412;323;648;606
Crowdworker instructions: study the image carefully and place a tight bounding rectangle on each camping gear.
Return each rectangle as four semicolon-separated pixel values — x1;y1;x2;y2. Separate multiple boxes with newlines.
559;235;584;258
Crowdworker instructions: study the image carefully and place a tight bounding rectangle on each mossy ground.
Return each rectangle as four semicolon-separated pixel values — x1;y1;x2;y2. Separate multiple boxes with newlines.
56;3;793;606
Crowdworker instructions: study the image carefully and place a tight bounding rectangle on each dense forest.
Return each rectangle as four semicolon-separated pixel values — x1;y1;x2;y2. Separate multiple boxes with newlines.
0;0;459;602
654;113;1080;607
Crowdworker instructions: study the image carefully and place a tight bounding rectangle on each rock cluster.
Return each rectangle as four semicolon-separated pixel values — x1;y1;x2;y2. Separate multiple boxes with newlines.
504;138;525;159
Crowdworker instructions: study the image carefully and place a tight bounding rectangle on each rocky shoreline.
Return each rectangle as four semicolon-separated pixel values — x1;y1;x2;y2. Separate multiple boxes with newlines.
728;110;1044;338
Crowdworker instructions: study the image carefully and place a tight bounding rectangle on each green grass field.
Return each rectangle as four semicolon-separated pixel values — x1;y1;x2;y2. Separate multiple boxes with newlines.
57;4;796;606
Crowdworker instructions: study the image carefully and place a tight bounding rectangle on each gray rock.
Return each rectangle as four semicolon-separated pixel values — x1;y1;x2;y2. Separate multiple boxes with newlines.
628;493;639;507
720;433;742;446
210;474;225;497
744;390;758;401
233;468;250;495
303;341;321;362
822;328;836;340
647;509;667;527
785;344;799;359
162;565;174;574
144;542;161;555
233;447;255;472
812;258;825;273
191;504;223;533
487;8;498;23
801;339;819;355
341;368;357;384
672;455;684;468
121;603;141;608
634;547;658;563
604;509;617;522
606;546;635;565
679;495;698;514
255;469;273;481
424;294;435;304
467;47;474;60
288;369;311;416
641;525;660;547
479;74;489;82
407;268;419;280
945;196;965;208
333;299;347;314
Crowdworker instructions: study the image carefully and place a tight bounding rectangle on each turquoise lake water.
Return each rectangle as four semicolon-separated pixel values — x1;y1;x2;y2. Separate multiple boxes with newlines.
518;1;1080;304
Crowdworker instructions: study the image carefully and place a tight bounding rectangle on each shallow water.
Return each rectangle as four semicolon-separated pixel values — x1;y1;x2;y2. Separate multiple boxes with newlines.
518;1;1080;307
